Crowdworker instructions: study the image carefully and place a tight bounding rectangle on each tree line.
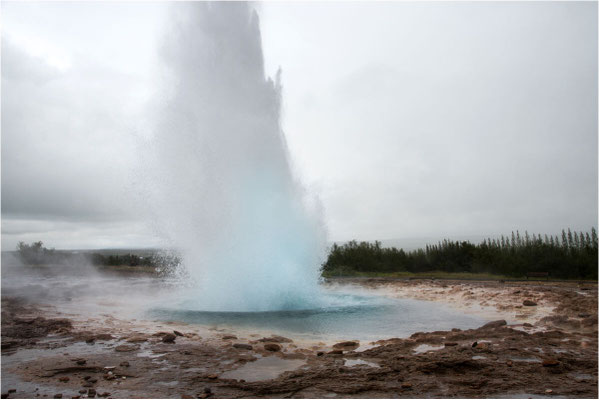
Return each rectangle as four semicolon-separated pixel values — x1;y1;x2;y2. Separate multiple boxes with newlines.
321;228;598;280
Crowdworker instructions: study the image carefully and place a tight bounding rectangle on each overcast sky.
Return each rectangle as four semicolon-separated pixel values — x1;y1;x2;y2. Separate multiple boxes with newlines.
2;1;597;250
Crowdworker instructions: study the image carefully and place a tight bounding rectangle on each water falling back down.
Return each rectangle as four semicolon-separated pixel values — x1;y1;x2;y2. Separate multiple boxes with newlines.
144;2;327;311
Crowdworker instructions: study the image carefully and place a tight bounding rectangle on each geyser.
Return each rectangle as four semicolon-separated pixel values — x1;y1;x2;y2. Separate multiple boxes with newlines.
144;2;326;311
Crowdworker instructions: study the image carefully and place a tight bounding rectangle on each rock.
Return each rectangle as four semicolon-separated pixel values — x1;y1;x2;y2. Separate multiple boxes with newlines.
523;300;537;306
83;376;92;381
328;349;343;355
126;335;147;343
264;343;281;352
578;313;591;318
542;359;559;367
506;360;513;367
104;366;116;371
317;351;324;356
221;335;237;340
207;374;218;380
477;343;490;350
79;390;87;394
523;323;533;327
162;333;176;343
89;378;98;383
471;341;478;348
115;344;138;352
99;393;110;398
1;394;8;399
481;320;507;329
82;383;94;388
444;342;458;347
232;343;253;350
204;387;212;394
258;335;292;343
119;361;130;367
545;389;553;394
58;377;69;382
88;389;96;397
7;391;15;395
173;330;184;336
333;341;359;349
53;394;62;399
401;383;413;389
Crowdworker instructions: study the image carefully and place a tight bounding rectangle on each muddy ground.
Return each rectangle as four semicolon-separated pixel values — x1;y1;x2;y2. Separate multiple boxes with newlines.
1;279;597;398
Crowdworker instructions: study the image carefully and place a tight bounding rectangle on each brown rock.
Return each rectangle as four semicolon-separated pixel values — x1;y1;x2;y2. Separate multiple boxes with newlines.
481;320;507;329
173;330;184;336
444;342;458;347
258;335;292;343
232;343;253;350
207;374;218;380
264;343;281;352
542;359;559;367
222;335;237;340
328;349;343;355
119;361;130;367
53;394;62;399
58;377;69;382
401;383;413;389
115;344;138;352
333;341;359;349
88;388;96;397
523;300;537;306
162;333;176;343
126;335;147;343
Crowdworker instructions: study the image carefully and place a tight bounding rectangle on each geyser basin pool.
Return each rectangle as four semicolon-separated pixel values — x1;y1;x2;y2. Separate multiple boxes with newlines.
148;292;487;342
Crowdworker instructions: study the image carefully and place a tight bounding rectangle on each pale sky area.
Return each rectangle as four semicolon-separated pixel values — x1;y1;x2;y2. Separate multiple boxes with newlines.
1;1;598;250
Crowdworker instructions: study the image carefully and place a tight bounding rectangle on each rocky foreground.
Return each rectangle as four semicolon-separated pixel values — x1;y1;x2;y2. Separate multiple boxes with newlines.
1;279;597;398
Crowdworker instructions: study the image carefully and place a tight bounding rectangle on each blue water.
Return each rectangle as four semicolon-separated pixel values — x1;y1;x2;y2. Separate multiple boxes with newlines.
148;293;487;342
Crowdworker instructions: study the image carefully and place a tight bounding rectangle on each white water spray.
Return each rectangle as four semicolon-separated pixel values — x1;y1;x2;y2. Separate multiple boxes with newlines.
144;2;326;311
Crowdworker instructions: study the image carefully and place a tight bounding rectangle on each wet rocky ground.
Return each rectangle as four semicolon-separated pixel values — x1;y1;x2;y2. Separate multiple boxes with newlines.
1;279;597;398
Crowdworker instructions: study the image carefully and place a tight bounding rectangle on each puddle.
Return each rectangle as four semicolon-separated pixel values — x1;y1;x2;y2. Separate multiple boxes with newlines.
344;358;379;368
136;349;166;359
2;340;112;364
509;357;541;363
220;356;305;382
567;373;595;381
413;344;444;354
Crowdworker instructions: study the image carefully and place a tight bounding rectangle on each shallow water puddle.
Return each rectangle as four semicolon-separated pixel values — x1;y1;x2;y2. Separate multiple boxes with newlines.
509;356;541;363
413;344;444;354
344;358;379;368
220;356;305;382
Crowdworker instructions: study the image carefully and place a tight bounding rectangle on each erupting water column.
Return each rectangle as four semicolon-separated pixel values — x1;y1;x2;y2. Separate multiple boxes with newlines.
145;2;326;311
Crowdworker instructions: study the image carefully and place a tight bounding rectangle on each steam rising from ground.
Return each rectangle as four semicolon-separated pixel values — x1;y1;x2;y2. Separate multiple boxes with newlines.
142;3;326;311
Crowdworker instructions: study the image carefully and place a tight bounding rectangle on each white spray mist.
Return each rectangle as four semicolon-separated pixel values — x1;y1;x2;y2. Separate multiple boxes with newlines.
144;2;327;311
